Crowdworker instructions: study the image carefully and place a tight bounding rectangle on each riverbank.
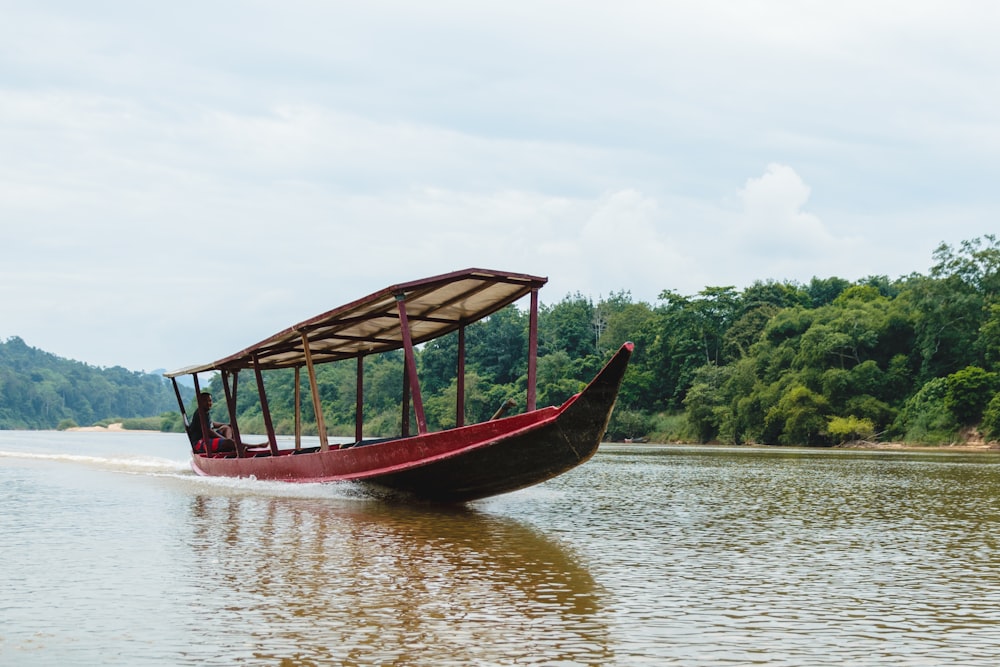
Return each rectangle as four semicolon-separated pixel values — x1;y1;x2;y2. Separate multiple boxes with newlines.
616;439;1000;452
65;422;125;432
59;424;1000;451
834;439;1000;451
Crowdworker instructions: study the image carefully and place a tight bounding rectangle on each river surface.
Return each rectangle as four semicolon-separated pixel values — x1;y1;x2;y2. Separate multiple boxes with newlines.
2;431;1000;666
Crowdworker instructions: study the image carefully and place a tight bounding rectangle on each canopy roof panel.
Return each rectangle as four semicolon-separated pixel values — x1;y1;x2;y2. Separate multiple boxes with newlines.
165;268;547;377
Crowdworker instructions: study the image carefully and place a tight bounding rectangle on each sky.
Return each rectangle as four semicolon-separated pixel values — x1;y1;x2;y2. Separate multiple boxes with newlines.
2;1;999;373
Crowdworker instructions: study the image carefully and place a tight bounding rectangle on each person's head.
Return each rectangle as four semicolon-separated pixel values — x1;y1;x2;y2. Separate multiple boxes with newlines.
198;391;213;408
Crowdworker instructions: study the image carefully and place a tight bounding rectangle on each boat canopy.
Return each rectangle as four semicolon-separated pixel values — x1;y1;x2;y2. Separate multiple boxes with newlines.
165;268;547;378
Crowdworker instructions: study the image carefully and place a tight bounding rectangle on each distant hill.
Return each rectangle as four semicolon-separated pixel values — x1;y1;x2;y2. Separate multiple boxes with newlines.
0;336;193;429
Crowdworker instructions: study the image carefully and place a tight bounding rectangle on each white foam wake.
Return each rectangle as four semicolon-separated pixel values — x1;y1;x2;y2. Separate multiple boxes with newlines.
2;448;381;501
0;449;190;474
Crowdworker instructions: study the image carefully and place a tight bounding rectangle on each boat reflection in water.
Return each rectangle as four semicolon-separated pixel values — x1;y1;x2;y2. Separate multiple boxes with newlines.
184;492;611;665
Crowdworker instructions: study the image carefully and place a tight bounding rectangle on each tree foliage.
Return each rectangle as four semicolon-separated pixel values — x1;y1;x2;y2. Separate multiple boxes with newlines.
0;336;188;429
944;366;997;425
8;236;1000;446
827;415;876;444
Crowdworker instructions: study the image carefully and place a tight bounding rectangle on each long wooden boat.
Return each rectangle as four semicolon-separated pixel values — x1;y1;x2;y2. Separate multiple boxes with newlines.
165;268;632;502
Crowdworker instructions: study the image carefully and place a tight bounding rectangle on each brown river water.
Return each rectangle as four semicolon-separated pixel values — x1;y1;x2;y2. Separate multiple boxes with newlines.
2;431;1000;665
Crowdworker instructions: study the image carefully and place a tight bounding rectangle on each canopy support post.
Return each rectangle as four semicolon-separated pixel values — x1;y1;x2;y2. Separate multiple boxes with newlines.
170;378;188;425
401;358;411;437
221;369;245;456
355;356;364;443
251;353;279;455
396;295;427;435
456;325;466;427
191;374;212;453
301;333;330;452
294;366;302;452
527;287;540;411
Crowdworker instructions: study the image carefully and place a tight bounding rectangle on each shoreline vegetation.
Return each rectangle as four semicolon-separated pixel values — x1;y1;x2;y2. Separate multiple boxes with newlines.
60;421;1000;452
9;236;1000;447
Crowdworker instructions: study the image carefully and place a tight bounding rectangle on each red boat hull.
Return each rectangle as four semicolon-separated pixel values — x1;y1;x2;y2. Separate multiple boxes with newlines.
191;343;632;502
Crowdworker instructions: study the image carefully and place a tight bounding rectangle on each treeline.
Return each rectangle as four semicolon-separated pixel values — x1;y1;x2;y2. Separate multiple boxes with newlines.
200;235;1000;446
10;235;999;445
0;336;188;429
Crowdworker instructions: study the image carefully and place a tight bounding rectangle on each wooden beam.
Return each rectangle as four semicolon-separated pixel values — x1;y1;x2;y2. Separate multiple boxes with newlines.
170;377;187;425
251;354;279;455
396;295;427;434
294;366;302;452
192;375;210;446
457;325;466;427
527;287;539;412
221;370;245;456
401;357;410;438
356;356;364;443
301;333;330;452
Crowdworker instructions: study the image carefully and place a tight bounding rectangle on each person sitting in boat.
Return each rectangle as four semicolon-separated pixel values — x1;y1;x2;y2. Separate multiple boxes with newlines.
188;391;238;454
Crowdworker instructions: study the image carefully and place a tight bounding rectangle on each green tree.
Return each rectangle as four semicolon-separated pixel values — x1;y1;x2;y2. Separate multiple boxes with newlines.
944;366;997;425
645;287;740;410
890;377;958;444
419;331;460;396
977;304;1000;373
535;350;585;408
690;286;739;366
982;393;1000;440
468;305;528;385
827;415;876;443
807;276;852;307
765;385;830;445
0;336;186;429
605;408;653;442
684;364;731;442
540;293;595;359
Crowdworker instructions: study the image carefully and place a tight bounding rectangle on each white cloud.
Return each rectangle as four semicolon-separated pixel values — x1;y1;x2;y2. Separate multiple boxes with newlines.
535;189;691;301
736;163;840;254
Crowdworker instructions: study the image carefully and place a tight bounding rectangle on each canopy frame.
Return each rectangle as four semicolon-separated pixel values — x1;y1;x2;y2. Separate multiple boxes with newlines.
166;268;548;452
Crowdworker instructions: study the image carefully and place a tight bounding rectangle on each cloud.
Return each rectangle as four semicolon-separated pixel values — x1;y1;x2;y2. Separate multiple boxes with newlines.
3;2;1000;372
535;189;692;301
705;164;877;287
736;163;838;254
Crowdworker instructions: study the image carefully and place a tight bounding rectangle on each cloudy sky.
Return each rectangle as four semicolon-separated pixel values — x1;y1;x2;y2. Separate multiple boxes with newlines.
3;1;998;373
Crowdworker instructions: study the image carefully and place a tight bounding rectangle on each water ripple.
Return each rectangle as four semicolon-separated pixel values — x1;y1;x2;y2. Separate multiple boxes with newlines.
4;435;1000;665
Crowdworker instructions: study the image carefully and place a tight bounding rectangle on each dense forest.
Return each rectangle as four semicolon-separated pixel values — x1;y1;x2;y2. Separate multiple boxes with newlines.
0;336;189;429
193;235;1000;446
6;236;1000;445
